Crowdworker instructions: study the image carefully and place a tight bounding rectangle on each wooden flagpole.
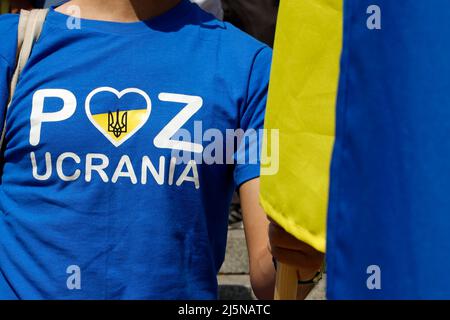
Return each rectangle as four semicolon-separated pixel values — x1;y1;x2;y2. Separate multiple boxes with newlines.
274;263;298;300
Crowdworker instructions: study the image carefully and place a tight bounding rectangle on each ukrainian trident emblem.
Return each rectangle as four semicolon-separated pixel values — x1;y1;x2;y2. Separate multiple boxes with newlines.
108;109;128;138
85;87;152;147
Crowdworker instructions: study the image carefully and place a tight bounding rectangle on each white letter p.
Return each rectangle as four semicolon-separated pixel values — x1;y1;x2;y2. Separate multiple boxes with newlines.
30;89;76;146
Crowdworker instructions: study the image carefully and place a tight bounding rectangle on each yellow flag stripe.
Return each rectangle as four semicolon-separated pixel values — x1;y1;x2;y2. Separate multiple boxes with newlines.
260;0;343;253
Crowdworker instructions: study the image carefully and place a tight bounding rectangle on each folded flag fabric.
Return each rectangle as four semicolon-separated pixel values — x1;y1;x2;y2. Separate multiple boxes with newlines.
260;0;343;254
328;0;450;299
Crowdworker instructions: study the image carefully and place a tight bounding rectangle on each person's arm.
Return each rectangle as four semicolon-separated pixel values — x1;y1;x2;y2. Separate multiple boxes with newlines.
240;178;275;299
240;178;325;300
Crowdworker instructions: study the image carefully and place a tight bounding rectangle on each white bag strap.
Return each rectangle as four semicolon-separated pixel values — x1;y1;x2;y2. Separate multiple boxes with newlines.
0;9;49;150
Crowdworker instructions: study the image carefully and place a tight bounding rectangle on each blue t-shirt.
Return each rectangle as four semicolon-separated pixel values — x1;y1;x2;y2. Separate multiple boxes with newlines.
0;0;271;299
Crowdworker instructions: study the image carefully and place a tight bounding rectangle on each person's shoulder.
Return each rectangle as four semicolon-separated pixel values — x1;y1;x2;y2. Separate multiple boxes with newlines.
198;19;272;67
0;13;19;67
189;2;271;57
218;22;273;76
0;13;19;30
221;21;271;54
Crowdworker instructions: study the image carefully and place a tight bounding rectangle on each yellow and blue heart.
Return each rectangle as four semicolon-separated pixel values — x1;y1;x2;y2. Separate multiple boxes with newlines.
85;87;152;147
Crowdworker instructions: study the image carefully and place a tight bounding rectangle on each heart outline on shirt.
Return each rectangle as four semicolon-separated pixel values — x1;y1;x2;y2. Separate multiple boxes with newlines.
85;87;151;147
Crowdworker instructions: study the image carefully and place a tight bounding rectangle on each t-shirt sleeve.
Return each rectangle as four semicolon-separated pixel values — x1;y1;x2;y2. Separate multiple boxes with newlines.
234;46;273;187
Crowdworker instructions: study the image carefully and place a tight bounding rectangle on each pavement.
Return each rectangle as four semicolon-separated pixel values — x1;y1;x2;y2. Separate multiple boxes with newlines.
218;228;326;300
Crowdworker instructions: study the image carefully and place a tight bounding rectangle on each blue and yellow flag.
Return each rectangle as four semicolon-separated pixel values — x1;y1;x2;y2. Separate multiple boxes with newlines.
265;0;450;299
260;0;343;254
